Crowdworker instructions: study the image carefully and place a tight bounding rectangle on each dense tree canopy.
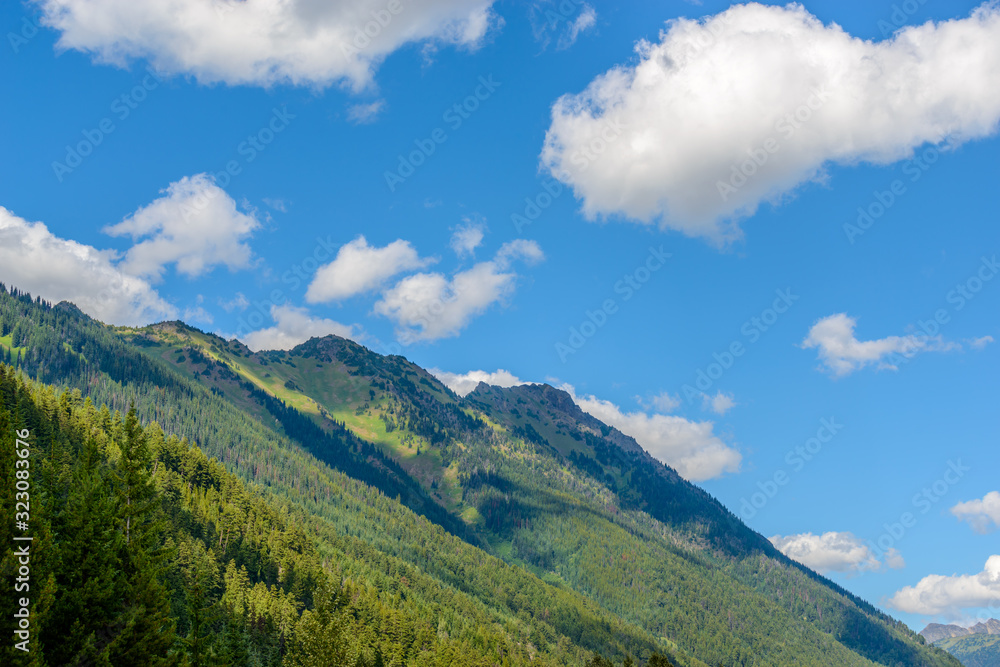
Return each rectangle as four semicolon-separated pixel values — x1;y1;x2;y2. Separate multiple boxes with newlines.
0;284;960;667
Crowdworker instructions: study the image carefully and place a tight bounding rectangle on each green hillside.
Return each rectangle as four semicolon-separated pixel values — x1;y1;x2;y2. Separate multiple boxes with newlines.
0;284;962;666
936;634;1000;667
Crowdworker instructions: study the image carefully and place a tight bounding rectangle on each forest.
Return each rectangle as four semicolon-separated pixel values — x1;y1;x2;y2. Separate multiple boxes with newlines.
0;284;961;666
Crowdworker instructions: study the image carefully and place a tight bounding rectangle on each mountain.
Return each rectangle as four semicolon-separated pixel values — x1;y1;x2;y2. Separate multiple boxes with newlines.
923;620;1000;643
922;620;1000;667
0;284;963;666
934;634;1000;667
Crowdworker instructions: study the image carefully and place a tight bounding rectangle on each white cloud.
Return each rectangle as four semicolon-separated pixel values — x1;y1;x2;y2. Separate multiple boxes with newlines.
450;220;487;257
374;240;543;343
347;100;386;125
220;292;249;313
429;368;528;396
558;5;597;49
531;2;597;51
952;492;1000;534
37;0;499;89
541;3;1000;241
889;555;1000;616
638;391;681;413
263;198;287;212
240;304;361;352
0;206;175;326
801;313;956;376
704;391;735;415
103;174;260;282
495;238;545;267
885;548;907;571
968;335;995;350
305;236;433;304
770;531;899;574
183;305;214;325
561;383;740;481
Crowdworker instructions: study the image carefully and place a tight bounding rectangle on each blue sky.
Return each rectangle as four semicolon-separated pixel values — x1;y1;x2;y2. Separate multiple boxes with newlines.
2;0;999;630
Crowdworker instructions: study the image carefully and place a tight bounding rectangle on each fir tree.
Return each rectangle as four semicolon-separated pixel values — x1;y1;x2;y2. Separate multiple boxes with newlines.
106;405;177;666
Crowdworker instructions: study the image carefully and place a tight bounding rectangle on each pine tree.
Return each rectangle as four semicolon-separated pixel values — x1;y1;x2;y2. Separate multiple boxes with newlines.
105;405;177;666
180;540;221;666
115;406;154;550
41;435;123;664
284;579;350;667
587;653;614;667
218;619;250;665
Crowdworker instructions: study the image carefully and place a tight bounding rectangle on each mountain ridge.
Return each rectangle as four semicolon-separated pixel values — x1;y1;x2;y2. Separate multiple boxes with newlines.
932;630;1000;667
0;285;963;666
923;619;1000;643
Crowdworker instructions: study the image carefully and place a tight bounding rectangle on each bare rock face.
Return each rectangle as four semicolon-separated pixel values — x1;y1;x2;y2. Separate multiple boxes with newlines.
971;618;1000;636
921;618;1000;643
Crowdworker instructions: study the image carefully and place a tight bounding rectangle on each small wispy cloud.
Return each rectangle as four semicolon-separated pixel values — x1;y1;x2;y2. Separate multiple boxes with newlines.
530;1;597;51
703;391;735;415
557;4;596;49
263;198;287;212
220;292;249;313
967;335;995;350
347;100;386;125
450;218;487;257
637;391;680;413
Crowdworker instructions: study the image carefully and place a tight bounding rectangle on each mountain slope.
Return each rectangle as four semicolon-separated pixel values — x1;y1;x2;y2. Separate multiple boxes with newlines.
129;317;954;666
935;634;1000;667
0;366;665;666
0;284;962;666
462;382;949;666
0;287;679;665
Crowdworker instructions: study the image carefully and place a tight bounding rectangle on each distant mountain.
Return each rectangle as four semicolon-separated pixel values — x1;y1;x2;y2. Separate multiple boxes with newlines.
934;633;1000;667
0;284;964;666
923;620;1000;643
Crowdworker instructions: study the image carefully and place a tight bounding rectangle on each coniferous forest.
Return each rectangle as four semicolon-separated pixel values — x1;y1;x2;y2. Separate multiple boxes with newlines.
0;285;963;666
